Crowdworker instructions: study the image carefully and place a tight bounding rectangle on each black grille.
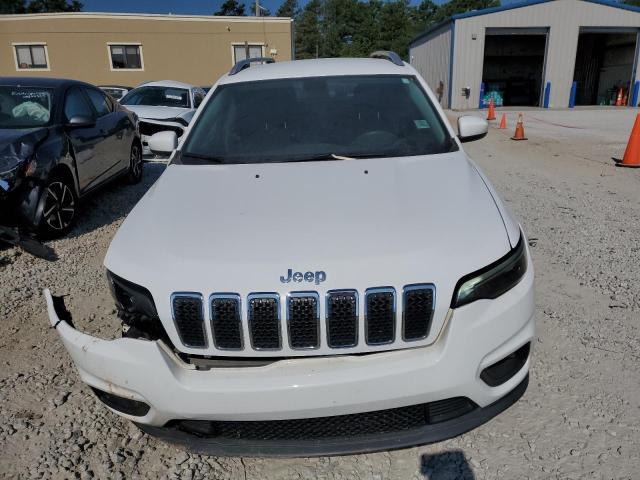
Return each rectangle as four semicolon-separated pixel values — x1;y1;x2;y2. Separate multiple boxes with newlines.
403;286;435;341
210;295;243;350
172;295;206;348
426;397;477;424
326;291;358;348
365;289;395;345
172;397;477;441
287;295;319;349
248;295;281;350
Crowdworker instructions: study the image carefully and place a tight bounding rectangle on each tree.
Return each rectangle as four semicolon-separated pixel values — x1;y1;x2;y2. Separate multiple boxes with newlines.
214;0;246;16
377;0;413;58
295;0;322;59
1;0;82;13
276;0;300;18
411;0;438;35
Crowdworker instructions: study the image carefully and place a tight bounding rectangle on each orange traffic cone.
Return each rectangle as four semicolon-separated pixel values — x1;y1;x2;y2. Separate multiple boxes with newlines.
617;113;640;168
615;88;623;106
498;113;507;129
487;98;496;121
511;113;527;141
622;92;628;106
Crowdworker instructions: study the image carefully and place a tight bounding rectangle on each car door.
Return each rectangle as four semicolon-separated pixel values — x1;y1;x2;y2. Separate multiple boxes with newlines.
82;87;131;185
63;86;101;193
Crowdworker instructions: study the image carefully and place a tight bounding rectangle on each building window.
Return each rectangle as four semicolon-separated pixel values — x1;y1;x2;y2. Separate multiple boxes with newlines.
14;44;49;70
109;44;143;70
232;44;264;64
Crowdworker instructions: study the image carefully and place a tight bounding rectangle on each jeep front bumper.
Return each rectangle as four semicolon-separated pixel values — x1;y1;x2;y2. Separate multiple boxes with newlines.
45;264;534;456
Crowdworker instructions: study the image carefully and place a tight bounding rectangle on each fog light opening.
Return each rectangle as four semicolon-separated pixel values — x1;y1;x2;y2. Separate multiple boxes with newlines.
90;387;150;417
481;342;530;387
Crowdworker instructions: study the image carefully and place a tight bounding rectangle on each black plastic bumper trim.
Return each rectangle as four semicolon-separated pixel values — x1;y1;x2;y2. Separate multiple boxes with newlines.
135;373;529;457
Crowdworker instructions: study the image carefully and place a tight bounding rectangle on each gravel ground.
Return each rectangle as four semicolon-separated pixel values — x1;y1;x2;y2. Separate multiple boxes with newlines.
1;109;639;479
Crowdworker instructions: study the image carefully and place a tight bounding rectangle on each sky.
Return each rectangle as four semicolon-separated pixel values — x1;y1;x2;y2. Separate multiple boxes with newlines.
81;0;452;17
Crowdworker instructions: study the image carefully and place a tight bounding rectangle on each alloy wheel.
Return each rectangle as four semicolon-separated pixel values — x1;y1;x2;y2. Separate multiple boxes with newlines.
42;181;75;231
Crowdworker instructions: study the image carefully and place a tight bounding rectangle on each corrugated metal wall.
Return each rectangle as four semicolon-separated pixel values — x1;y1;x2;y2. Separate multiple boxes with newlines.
452;0;640;109
411;0;640;110
409;23;452;108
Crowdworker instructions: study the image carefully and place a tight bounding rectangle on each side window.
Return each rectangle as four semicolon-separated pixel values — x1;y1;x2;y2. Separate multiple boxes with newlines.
232;44;263;64
64;87;94;121
84;88;112;117
109;44;143;70
14;44;49;70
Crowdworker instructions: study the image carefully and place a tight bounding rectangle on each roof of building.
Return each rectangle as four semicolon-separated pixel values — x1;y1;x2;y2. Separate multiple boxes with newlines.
218;57;413;84
410;0;640;46
0;12;292;22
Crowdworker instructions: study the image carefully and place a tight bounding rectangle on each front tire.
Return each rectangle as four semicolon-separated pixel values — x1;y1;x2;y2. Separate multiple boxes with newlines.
37;175;77;239
125;141;143;184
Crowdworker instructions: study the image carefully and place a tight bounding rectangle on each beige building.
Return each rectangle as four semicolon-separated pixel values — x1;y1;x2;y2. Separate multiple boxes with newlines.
0;12;293;87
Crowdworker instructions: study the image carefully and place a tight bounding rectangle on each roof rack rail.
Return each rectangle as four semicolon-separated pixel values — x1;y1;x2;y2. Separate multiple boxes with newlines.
229;57;275;75
369;51;404;67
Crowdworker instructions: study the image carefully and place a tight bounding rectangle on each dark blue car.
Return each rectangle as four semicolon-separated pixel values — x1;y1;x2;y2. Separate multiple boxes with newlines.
0;77;142;238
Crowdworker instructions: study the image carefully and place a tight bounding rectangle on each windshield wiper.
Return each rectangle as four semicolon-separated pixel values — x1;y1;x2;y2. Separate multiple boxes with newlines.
288;153;381;163
181;152;225;164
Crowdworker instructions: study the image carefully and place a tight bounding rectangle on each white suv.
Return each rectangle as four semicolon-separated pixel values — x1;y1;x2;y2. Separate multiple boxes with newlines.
46;52;535;456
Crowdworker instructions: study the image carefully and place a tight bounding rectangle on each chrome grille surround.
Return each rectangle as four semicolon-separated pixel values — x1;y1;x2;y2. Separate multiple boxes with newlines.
170;292;207;349
169;285;435;356
325;289;359;348
364;287;397;346
286;292;321;350
247;293;282;351
209;293;243;351
402;284;436;342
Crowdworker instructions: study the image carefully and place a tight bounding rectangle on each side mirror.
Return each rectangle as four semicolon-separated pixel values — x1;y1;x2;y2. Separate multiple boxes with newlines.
457;115;488;143
148;131;178;155
66;115;95;129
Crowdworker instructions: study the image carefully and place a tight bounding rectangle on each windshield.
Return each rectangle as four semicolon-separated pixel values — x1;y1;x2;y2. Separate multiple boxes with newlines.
121;86;190;108
181;75;453;164
0;86;53;128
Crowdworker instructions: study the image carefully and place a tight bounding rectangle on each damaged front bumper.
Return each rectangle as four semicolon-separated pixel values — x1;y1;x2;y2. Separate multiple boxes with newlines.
45;265;534;456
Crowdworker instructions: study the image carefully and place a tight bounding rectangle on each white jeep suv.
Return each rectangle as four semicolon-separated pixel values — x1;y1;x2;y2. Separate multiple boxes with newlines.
46;52;535;456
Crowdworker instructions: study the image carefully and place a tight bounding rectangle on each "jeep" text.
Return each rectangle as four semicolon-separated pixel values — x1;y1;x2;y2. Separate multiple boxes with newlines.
280;269;326;285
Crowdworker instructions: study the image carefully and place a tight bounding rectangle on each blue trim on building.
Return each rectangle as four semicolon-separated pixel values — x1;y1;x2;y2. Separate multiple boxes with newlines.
410;0;640;46
543;82;551;108
569;81;577;108
452;0;640;20
451;0;551;20
410;19;454;47
632;81;640;107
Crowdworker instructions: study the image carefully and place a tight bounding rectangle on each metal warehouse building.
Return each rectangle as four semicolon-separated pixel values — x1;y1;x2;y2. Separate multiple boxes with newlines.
409;0;640;110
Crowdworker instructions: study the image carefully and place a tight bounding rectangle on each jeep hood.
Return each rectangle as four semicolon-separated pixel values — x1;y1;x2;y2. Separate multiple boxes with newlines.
106;152;516;309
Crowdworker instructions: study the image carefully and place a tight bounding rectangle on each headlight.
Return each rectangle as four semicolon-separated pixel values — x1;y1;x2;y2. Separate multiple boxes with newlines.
106;270;157;321
451;234;527;308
